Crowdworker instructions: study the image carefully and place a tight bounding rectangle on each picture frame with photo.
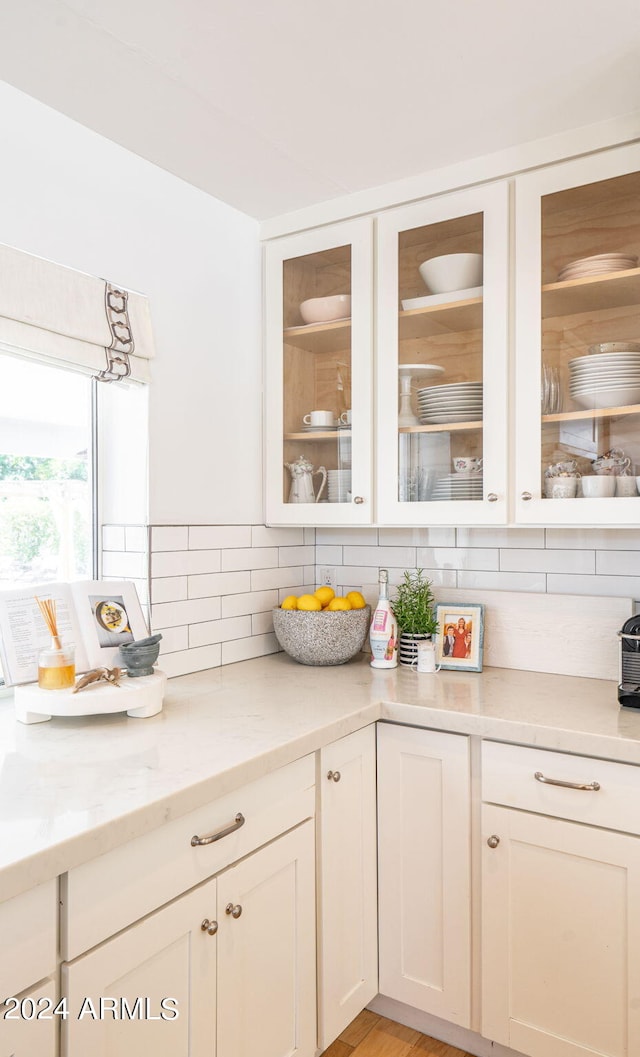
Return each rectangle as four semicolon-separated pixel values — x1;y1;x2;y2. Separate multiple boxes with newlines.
435;602;485;672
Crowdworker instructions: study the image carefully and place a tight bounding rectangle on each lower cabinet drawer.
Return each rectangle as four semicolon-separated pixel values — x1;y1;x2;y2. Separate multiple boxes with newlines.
482;740;640;833
1;977;57;1057
0;880;57;999
61;753;315;960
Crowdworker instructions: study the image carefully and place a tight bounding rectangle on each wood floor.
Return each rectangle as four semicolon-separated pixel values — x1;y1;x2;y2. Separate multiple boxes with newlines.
320;1010;474;1057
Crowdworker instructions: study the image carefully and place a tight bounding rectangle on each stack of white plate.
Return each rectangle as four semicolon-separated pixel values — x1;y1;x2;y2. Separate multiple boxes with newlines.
327;469;351;503
557;252;638;282
417;382;483;424
569;345;640;409
430;472;483;502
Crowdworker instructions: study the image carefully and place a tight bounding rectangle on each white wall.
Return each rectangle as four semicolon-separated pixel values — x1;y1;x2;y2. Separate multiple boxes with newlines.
0;81;262;526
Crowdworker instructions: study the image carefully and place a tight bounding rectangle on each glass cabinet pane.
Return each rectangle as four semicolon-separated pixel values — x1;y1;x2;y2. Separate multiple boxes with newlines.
396;213;484;503
540;170;640;502
282;244;353;506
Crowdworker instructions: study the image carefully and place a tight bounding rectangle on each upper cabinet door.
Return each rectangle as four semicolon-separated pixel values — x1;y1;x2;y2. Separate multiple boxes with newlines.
515;143;640;525
376;182;510;525
264;219;373;525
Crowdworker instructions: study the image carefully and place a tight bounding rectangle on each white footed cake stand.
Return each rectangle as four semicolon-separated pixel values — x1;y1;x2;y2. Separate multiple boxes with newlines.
398;363;445;426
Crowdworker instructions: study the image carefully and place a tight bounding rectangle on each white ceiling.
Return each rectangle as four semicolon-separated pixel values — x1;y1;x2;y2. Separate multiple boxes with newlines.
1;0;639;220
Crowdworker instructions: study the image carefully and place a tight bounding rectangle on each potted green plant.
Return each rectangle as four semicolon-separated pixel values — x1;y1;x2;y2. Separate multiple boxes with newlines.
391;568;438;666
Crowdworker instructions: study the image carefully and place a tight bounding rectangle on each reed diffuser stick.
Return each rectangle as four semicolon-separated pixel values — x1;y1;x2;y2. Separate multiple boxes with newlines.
35;596;62;649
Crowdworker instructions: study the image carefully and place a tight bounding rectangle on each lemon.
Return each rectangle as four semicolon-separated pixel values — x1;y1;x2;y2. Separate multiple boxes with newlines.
280;595;298;610
327;596;352;611
314;585;335;607
297;594;322;611
346;590;367;609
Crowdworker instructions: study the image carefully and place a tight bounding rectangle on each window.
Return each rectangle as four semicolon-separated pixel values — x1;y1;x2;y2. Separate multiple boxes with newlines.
0;352;96;592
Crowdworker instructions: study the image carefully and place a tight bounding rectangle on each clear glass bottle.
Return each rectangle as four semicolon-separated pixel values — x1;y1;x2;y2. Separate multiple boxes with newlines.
369;569;398;669
38;641;75;690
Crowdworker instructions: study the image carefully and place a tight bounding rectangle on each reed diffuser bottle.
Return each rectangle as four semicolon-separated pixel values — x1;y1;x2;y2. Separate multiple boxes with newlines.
35;597;75;690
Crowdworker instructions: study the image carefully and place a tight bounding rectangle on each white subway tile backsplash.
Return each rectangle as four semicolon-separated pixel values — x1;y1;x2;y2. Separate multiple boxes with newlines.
250;566;305;592
457;527;545;548
547;528;640;550
501;548;595;574
102;551;148;579
251;526;305;547
189;615;252;648
547;573;640;598
189;525;252;550
188;571;251;598
596;550;640;576
161;644;222;678
156;625;189;654
379;527;456;547
252;610;275;636
152;550;221;577
304;566;316;586
457;570;547;592
316;545;343;564
417;547;499;571
152;526;188;551
125;526;148;552
151;597;221;629
343;545;417;568
316;527;378;546
304;528;316;545
102;525;125;551
221;633;279;665
221;547;278;571
221;590;279;618
279;545;316;567
151;576;188;604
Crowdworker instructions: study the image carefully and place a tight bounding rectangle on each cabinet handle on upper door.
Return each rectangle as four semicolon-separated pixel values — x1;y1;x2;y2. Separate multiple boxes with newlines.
534;771;601;791
226;903;243;919
521;491;533;501
487;493;498;503
327;770;341;782
487;835;500;849
353;496;365;505
191;812;246;846
201;918;218;935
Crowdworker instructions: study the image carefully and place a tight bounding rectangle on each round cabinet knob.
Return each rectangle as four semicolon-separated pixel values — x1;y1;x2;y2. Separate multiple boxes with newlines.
521;491;533;501
225;902;242;919
201;918;218;935
487;835;500;849
487;493;498;503
353;496;365;505
327;770;341;782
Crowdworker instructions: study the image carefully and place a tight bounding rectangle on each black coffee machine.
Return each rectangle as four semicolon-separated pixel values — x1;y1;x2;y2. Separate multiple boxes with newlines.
618;615;640;708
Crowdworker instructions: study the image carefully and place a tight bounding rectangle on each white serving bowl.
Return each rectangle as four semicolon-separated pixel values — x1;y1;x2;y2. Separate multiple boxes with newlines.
299;294;351;325
418;253;483;294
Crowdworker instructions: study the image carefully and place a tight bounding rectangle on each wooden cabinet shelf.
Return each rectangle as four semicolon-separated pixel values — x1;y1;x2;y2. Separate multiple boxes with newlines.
399;420;482;434
284;319;351;353
542;267;640;319
398;295;483;340
542;403;640;424
285;430;351;441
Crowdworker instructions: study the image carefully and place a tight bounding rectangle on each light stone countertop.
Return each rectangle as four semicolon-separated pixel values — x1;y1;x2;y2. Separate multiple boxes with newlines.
1;652;640;903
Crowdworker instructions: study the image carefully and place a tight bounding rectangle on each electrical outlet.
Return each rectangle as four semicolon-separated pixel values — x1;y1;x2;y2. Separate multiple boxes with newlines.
318;566;337;591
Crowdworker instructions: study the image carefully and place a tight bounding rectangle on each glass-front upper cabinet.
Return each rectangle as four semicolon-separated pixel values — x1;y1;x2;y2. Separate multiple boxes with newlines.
515;143;640;525
264;219;373;525
376;183;509;524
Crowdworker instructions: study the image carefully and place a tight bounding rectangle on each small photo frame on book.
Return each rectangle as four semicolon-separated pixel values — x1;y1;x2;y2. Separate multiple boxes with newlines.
435;602;485;672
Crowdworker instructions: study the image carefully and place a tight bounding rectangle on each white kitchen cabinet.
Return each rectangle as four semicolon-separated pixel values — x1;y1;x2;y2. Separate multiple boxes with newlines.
481;741;640;1057
264;218;374;525
376;181;510;524
376;723;471;1027
514;140;640;525
1;979;57;1057
317;725;378;1049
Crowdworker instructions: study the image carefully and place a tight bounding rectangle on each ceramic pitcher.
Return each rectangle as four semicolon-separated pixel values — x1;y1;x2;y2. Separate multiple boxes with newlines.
285;455;327;503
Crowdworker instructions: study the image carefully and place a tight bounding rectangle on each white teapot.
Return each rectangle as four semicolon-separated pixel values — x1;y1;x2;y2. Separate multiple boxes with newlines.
285;455;327;504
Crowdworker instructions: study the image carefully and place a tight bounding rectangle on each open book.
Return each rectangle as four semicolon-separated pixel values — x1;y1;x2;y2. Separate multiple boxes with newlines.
0;580;148;686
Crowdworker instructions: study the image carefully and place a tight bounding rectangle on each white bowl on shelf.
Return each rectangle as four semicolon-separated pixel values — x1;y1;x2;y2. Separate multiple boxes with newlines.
418;253;483;294
299;294;351;324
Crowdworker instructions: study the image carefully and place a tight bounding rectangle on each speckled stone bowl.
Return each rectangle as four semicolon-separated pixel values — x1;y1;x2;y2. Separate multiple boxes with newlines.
272;605;371;666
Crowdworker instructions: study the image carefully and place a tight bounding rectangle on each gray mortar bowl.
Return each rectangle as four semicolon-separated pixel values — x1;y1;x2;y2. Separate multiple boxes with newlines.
272;605;370;666
117;633;162;677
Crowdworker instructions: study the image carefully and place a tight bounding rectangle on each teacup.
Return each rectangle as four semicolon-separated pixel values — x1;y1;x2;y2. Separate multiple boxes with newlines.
592;456;631;476
453;456;483;474
581;475;616;498
303;410;334;427
339;410;352;425
616;476;638;497
550;477;578;499
546;459;578;477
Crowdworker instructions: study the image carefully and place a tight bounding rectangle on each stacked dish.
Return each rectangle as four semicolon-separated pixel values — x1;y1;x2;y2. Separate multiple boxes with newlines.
557;253;638;282
569;343;640;409
328;469;351;503
417;381;483;424
431;472;483;502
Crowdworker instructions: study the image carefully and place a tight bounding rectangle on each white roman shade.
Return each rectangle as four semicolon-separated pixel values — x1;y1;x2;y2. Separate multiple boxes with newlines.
0;242;155;382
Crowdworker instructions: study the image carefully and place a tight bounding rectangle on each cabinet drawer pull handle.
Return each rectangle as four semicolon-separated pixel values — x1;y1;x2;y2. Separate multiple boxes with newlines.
487;835;500;848
226;902;242;919
327;770;341;782
191;812;245;846
534;771;600;792
201;918;218;935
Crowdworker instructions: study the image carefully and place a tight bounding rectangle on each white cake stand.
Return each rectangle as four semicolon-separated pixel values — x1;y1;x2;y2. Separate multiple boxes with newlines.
398;363;446;426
